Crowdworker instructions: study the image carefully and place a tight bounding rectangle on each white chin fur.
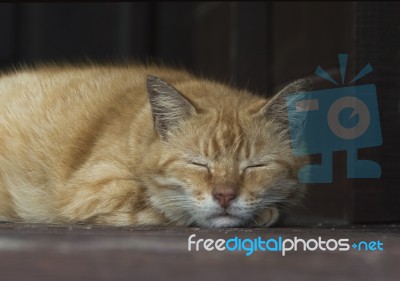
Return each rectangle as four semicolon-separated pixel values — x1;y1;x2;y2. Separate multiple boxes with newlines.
202;216;245;228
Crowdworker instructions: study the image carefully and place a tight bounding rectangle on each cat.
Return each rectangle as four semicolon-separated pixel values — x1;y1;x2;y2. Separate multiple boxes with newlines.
0;64;309;228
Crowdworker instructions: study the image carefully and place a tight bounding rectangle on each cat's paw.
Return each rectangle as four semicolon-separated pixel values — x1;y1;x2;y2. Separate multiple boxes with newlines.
251;206;279;228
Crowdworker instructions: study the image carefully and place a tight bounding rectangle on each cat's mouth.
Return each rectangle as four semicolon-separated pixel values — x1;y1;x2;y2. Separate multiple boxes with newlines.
209;209;236;218
213;209;230;216
211;213;233;218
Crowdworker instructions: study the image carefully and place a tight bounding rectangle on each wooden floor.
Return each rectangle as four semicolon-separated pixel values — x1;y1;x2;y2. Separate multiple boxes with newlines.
0;223;399;281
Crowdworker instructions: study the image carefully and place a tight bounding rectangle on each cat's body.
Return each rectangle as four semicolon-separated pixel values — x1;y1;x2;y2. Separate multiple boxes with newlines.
0;64;307;227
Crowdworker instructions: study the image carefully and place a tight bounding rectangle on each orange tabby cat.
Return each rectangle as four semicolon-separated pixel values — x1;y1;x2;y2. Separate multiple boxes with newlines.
0;64;308;227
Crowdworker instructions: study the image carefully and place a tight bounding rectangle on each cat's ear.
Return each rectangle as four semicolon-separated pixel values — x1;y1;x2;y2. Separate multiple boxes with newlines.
147;75;196;139
257;78;312;124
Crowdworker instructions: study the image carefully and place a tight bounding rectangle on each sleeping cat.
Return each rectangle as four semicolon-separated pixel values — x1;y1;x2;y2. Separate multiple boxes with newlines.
0;64;308;227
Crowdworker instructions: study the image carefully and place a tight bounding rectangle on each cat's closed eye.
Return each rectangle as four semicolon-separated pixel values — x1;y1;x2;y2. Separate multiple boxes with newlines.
188;161;210;171
245;164;267;169
243;163;268;173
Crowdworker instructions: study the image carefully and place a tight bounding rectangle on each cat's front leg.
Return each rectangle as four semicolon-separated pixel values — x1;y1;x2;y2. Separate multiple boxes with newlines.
58;177;169;226
251;206;280;228
87;209;169;226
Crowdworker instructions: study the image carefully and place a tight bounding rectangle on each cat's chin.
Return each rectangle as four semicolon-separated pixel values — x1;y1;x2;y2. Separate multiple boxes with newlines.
203;215;245;228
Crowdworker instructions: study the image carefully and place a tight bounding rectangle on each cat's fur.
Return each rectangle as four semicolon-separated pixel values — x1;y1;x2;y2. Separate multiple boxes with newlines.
0;64;308;227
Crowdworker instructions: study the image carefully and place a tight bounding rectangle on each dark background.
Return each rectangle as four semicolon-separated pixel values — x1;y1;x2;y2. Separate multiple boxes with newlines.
0;2;399;225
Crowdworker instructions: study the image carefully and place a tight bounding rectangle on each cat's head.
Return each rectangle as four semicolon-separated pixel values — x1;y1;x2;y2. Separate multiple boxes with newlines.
143;75;310;228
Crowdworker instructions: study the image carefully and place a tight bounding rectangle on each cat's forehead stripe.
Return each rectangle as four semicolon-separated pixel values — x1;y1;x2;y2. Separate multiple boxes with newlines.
202;113;245;158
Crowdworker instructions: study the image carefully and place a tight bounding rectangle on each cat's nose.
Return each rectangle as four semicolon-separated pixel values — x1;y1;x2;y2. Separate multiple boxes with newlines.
212;186;238;209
